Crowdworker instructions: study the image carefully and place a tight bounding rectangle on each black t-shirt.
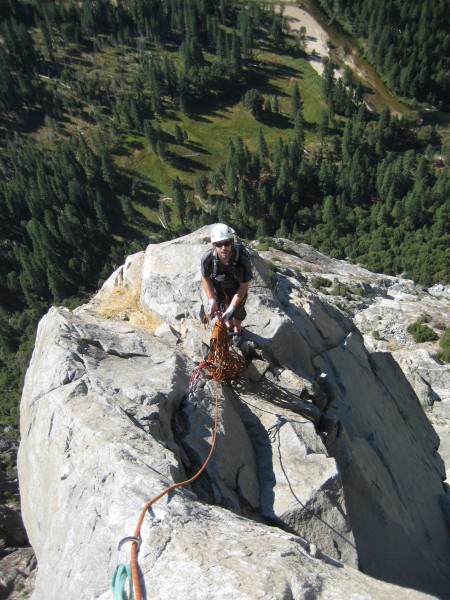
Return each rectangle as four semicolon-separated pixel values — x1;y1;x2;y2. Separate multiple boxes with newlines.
201;247;252;291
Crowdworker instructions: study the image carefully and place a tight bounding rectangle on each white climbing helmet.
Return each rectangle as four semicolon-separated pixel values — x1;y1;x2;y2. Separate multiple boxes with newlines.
210;223;234;244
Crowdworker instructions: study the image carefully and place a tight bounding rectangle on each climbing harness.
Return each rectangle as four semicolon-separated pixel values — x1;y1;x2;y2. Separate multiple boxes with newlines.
113;316;246;600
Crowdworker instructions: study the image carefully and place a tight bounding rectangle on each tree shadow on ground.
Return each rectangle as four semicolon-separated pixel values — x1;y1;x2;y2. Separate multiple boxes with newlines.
166;151;209;173
258;111;292;129
189;113;214;124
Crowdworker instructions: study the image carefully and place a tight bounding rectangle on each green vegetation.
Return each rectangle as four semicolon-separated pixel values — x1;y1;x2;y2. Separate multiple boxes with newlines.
407;320;439;344
0;450;16;480
0;0;449;436
264;259;277;279
317;0;450;108
331;281;352;298
311;276;333;289
437;328;450;363
0;307;40;430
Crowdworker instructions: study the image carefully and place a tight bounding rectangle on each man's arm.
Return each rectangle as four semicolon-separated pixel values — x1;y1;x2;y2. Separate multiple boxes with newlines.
202;275;216;301
202;275;218;314
229;282;249;311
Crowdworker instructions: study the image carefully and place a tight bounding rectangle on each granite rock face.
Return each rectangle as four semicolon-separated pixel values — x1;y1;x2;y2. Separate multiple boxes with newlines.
261;238;450;476
18;227;450;599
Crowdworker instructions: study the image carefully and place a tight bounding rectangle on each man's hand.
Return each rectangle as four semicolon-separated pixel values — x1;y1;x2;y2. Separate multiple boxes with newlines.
221;305;234;323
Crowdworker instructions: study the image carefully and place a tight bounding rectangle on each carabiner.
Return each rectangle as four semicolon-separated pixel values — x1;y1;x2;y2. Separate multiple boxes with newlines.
118;535;141;553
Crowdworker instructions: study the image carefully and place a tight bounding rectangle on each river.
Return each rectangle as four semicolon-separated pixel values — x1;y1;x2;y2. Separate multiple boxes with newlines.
282;1;408;115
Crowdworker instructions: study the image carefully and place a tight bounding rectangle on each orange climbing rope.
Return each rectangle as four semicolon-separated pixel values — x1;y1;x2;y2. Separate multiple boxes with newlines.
192;314;247;387
121;317;246;600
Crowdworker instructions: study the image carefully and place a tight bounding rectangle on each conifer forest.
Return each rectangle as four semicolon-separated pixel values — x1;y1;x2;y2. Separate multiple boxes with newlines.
0;0;449;434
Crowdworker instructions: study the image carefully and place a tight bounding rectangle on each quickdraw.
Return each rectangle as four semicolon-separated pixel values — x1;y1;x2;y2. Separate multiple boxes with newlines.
114;316;246;600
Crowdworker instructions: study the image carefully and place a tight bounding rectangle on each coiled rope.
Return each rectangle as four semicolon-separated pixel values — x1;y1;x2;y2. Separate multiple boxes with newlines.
113;317;246;600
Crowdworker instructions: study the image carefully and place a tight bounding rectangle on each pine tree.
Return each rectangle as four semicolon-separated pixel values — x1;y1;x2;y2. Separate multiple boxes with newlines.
318;159;335;197
172;176;186;223
230;29;241;76
238;180;249;216
216;28;225;59
341;119;354;163
294;113;305;151
257;129;269;165
225;139;237;199
256;218;269;238
291;82;303;123
242;89;263;119
322;195;337;231
220;0;227;25
239;9;253;60
322;59;336;109
94;193;111;232
276;218;288;238
318;111;329;148
47;264;70;303
100;149;116;187
270;13;284;50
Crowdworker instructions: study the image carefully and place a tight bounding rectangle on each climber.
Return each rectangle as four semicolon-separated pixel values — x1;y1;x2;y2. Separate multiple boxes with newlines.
201;223;252;347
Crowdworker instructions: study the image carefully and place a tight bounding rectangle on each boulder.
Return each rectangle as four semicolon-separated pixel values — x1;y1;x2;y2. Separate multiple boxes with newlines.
17;227;450;599
313;332;450;596
0;548;37;599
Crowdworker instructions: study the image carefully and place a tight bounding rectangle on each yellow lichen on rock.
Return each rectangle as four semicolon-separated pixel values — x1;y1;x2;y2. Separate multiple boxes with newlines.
94;284;161;332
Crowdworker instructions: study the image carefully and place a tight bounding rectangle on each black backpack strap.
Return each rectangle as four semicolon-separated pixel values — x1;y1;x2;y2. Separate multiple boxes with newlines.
228;245;240;281
212;251;219;279
234;245;240;268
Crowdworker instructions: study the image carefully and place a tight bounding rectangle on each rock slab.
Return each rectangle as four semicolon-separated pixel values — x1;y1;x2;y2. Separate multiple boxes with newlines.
17;227;450;599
